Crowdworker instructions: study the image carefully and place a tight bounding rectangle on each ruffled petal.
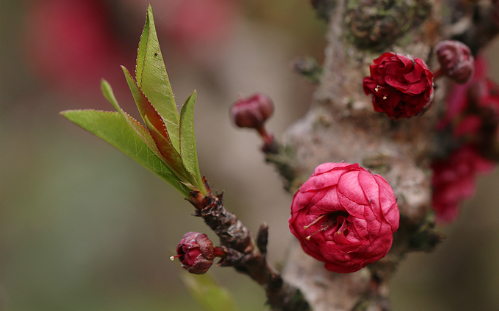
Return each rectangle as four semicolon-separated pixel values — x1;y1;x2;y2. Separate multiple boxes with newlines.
337;170;369;205
289;162;399;273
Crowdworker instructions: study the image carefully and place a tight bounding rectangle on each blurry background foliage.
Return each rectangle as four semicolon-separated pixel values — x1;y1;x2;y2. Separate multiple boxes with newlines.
1;0;499;310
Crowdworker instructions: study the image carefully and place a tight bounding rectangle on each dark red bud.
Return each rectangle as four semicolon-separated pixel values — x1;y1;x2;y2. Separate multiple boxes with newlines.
230;93;274;129
435;40;474;84
172;232;215;274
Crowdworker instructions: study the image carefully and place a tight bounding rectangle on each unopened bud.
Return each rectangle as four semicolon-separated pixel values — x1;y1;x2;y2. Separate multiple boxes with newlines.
230;93;274;130
173;232;215;274
435;40;474;84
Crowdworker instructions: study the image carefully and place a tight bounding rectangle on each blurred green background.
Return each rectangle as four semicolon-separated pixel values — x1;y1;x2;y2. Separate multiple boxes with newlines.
1;1;499;310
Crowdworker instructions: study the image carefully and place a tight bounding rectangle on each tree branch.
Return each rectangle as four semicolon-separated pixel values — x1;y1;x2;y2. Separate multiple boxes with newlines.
191;180;310;311
269;0;449;309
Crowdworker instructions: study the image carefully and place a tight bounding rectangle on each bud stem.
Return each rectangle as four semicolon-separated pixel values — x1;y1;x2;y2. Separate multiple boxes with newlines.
214;247;226;258
256;126;273;145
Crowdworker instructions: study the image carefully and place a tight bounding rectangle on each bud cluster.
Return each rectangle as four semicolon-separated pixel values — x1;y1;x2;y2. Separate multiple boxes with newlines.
433;55;498;223
438;56;499;152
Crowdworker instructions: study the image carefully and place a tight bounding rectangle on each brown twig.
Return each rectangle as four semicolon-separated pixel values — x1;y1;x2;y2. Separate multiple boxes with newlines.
190;180;310;311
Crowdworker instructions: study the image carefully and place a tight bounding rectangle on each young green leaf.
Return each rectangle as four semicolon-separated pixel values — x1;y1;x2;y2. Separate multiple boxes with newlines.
62;6;206;200
181;273;238;311
122;67;194;184
135;5;180;152
101;79;164;161
180;91;204;192
101;79;121;112
122;66;170;141
143;115;196;185
60;110;189;197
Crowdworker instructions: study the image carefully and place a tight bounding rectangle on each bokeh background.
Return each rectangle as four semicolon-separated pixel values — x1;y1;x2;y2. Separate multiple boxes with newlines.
1;1;499;310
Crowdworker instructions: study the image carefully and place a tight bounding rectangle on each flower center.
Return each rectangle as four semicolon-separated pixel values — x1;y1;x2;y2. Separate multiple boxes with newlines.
304;211;350;240
374;85;388;100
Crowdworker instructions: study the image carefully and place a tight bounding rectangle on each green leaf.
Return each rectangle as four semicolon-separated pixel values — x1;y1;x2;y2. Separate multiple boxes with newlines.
181;273;238;311
179;91;204;192
122;67;193;184
101;79;121;112
101;79;164;160
60;109;189;197
135;5;180;152
143;115;196;185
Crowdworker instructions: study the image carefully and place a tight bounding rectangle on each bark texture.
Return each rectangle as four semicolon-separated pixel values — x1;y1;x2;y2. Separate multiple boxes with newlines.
278;0;450;310
193;185;310;310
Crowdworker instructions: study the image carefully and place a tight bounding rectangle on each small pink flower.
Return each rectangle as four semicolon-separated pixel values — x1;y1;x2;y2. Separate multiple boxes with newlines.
363;52;434;119
435;40;474;84
173;232;216;274
289;163;399;273
431;145;494;223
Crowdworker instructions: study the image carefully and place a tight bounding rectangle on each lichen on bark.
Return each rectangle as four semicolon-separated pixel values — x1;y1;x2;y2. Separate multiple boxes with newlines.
344;0;432;51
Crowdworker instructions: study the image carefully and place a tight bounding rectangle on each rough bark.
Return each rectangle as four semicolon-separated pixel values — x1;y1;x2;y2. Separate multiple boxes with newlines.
276;0;455;310
192;183;310;310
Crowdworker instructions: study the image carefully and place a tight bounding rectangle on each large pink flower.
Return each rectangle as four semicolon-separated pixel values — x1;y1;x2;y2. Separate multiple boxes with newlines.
431;145;494;223
289;163;399;273
363;52;434;119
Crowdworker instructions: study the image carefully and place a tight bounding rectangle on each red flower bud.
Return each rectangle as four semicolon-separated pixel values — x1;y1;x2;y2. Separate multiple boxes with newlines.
436;56;489;130
289;163;400;273
230;93;274;129
431;145;494;223
435;40;474;84
172;232;215;274
363;52;434;119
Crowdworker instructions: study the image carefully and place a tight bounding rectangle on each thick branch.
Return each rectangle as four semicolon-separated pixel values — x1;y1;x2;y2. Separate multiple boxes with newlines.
271;0;445;310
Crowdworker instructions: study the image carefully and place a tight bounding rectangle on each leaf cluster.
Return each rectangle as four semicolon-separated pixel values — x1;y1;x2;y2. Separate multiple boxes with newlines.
61;5;206;198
